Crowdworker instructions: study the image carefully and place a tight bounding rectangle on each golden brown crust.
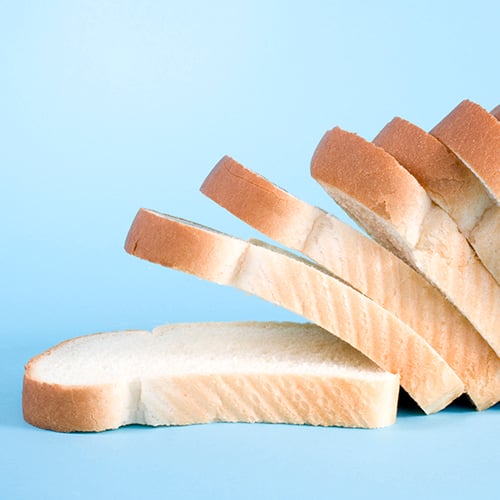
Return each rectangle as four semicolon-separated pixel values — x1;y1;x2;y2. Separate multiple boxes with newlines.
201;156;319;250
374;117;482;212
431;100;500;199
23;376;121;432
201;156;297;232
310;127;431;239
125;209;247;285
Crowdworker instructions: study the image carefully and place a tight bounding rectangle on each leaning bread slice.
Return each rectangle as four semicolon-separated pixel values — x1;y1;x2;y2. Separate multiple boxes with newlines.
492;105;500;120
125;208;463;414
374;117;500;285
311;127;500;358
201;156;500;409
431;100;500;202
23;322;400;432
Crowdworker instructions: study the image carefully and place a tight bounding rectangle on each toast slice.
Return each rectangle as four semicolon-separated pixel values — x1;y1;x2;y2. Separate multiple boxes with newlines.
201;156;500;409
125;208;464;414
374;117;500;285
310;127;500;358
23;322;400;431
431;100;500;202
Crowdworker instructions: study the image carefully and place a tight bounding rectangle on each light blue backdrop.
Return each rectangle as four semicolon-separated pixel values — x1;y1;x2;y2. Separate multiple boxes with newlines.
2;1;499;499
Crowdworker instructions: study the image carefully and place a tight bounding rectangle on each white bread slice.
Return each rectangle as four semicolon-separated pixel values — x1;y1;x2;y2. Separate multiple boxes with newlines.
201;156;500;409
125;208;463;414
374;117;500;285
492;105;500;120
310;127;500;358
431;100;500;202
23;322;400;431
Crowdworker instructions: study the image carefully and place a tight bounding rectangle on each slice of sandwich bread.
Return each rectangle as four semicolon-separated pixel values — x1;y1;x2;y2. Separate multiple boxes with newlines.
23;322;401;431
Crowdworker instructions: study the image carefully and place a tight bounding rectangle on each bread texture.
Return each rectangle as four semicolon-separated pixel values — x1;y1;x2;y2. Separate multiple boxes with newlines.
23;322;400;432
374;117;500;285
125;208;464;414
310;127;500;358
431;99;500;201
201;156;500;409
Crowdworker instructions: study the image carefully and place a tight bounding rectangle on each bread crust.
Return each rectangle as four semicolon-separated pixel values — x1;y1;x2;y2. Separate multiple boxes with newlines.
431;100;500;200
125;209;247;285
311;126;500;359
201;156;318;250
310;127;432;249
374;117;500;284
23;377;123;432
201;156;500;409
125;209;464;414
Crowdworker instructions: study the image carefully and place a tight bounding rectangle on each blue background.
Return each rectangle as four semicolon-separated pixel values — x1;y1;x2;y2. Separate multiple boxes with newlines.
2;1;499;498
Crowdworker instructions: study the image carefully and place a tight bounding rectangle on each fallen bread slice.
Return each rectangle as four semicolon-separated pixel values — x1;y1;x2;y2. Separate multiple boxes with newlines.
374;117;500;285
201;156;500;409
492;105;500;120
431;99;500;202
310;127;500;358
23;322;400;432
125;208;463;414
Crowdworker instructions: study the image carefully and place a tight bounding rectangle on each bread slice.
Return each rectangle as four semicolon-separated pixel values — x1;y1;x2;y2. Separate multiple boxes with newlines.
431;99;500;202
492;105;500;120
374;117;500;285
125;208;464;414
310;127;500;358
201;156;500;409
23;322;401;431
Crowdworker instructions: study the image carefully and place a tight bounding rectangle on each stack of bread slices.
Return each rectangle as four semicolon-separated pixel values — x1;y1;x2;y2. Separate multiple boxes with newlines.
23;99;500;432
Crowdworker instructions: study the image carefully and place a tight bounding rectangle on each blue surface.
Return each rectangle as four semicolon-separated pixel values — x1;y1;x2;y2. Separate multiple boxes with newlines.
2;1;499;498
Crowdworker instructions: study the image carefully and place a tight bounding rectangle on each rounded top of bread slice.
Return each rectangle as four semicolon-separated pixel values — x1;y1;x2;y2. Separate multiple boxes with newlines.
310;126;432;254
26;322;394;386
431;99;500;200
374;116;493;233
201;155;322;249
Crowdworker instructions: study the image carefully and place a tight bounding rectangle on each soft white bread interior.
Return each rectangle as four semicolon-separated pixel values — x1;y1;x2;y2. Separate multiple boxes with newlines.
374;117;500;285
431;99;500;202
23;322;400;432
310;127;500;358
125;208;464;414
201;156;500;409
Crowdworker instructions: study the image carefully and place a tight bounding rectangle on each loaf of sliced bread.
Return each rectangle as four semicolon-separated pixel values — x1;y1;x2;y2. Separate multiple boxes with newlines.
310;127;500;358
23;322;401;431
125;208;464;414
431;99;500;202
201;156;500;409
374;117;500;285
